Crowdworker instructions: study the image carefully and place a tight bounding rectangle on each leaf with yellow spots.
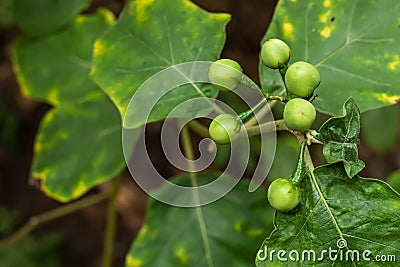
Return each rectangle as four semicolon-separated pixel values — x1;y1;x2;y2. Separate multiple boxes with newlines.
91;0;230;126
260;0;400;115
126;173;274;267
12;10;138;202
256;163;400;266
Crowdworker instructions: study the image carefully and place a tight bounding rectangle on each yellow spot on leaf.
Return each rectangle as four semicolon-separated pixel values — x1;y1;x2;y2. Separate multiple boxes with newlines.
33;169;49;181
247;228;264;238
48;87;60;105
126;255;142;267
75;15;86;24
72;180;89;199
323;0;332;7
319;13;328;23
374;93;400;104
215;13;230;22
135;0;154;24
234;222;243;231
282;22;294;39
93;40;106;57
174;248;188;265
98;8;115;25
388;55;400;71
290;0;297;2
320;26;332;38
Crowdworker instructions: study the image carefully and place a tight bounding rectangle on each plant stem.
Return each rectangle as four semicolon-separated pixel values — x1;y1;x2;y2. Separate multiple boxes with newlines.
180;122;214;267
0;193;108;247
102;177;120;267
279;65;292;100
238;97;267;122
187;120;210;138
245;119;288;136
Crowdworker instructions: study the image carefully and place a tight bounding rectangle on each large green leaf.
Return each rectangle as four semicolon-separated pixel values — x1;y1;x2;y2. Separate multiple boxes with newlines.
260;0;400;115
256;163;400;266
361;104;399;154
12;10;132;202
12;0;91;36
125;173;274;267
318;98;364;178
91;0;230;125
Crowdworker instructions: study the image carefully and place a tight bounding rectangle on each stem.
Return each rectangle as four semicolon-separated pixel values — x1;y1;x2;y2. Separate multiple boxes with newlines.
102;177;120;267
244;87;286;128
246;119;288;136
187;120;210;138
180;122;214;267
279;65;291;100
0;193;108;247
238;97;267;122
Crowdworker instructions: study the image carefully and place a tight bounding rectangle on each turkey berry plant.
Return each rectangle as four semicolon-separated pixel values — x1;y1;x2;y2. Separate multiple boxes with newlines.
6;0;400;267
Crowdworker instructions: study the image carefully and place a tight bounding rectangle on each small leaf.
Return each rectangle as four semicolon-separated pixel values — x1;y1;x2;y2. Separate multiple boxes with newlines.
256;163;400;266
260;0;400;115
91;0;230;126
318;98;364;178
12;10;133;202
125;173;274;267
361;104;399;154
12;0;92;36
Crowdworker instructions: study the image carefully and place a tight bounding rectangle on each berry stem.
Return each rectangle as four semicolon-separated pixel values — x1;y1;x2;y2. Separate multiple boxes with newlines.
279;64;292;100
238;97;267;122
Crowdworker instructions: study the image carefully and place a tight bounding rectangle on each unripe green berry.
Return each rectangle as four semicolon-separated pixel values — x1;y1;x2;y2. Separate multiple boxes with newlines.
283;98;316;132
209;114;241;144
209;59;243;91
267;178;301;212
285;61;320;97
261;39;291;69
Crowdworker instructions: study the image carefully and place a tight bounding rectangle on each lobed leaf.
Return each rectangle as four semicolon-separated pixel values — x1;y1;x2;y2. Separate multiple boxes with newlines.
90;0;230;126
12;10;134;202
256;163;400;266
318;98;364;178
260;0;400;115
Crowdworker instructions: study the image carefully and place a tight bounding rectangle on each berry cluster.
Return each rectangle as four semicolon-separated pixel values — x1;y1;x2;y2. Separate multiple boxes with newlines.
207;38;321;212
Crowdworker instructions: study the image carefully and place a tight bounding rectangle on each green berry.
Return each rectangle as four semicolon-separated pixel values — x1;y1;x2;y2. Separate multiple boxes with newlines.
261;39;291;69
283;98;316;132
285;61;320;97
267;178;301;212
209;114;241;144
209;59;243;91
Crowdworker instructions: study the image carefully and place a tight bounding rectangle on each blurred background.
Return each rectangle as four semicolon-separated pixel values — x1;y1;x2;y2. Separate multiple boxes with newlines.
0;0;399;266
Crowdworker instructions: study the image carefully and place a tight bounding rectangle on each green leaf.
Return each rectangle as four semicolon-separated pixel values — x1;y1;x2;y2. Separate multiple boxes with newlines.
256;163;400;266
361;104;399;154
125;173;274;267
91;0;230;125
260;0;400;115
12;10;133;202
318;98;364;178
387;170;400;193
12;0;91;36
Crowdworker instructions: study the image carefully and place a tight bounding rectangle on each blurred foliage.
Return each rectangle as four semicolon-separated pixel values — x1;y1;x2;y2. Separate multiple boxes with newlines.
361;104;399;154
388;170;400;193
0;206;63;267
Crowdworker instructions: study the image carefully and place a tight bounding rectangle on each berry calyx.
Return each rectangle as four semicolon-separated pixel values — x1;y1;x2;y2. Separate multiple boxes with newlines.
283;98;316;132
261;39;291;69
267;178;301;212
208;114;241;144
208;59;243;91
285;61;320;97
